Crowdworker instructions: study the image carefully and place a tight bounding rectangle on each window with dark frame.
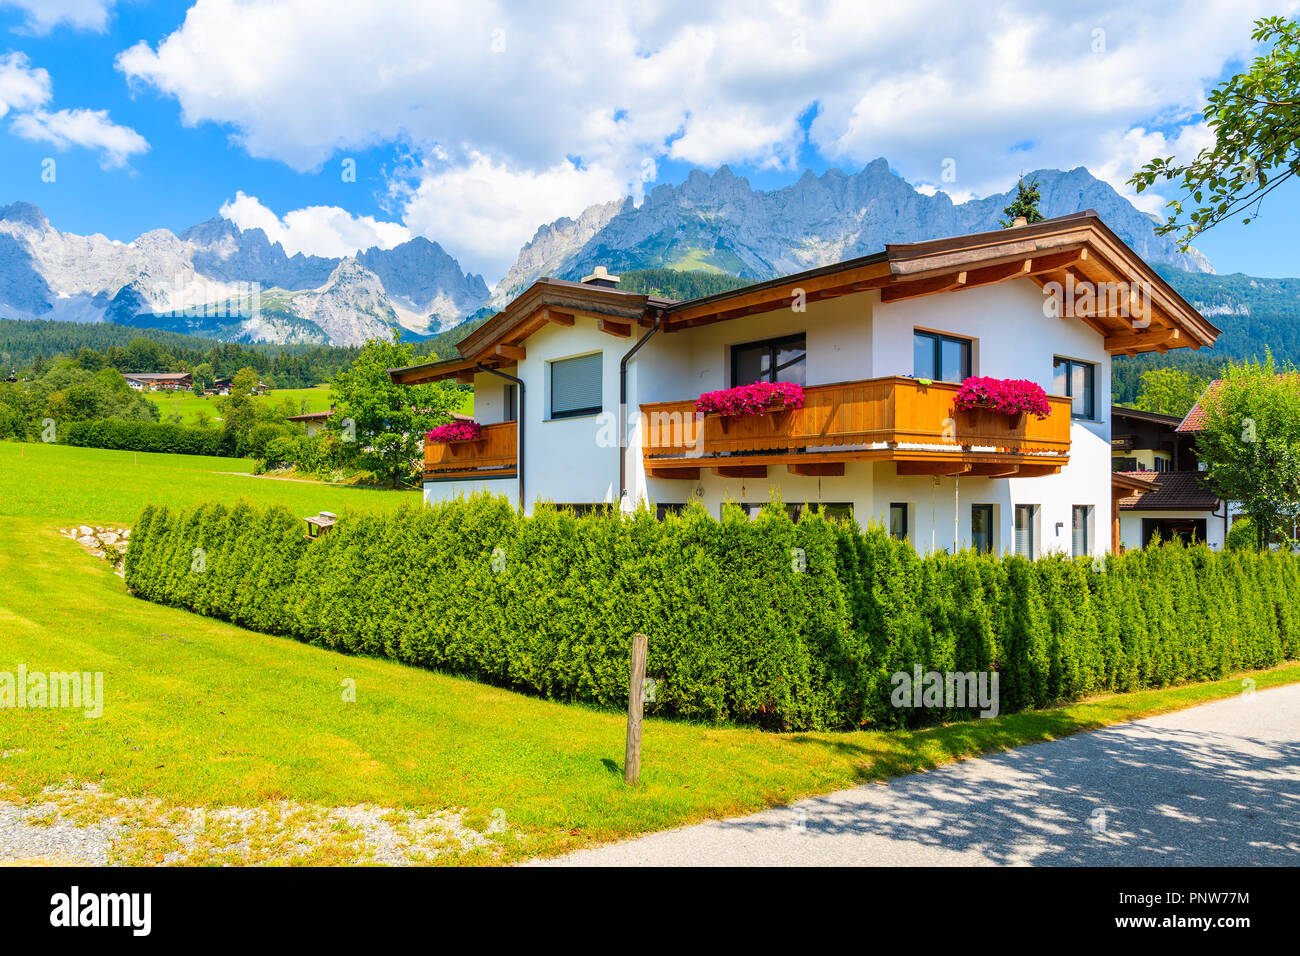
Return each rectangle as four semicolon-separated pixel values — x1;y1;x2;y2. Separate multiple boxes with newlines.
504;383;518;421
730;333;806;387
913;330;972;382
971;503;994;554
889;502;908;541
550;352;602;419
1053;357;1096;420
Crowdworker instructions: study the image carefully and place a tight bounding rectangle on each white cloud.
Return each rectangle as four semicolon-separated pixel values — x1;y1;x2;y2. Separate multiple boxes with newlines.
219;190;412;259
0;52;50;117
12;107;148;168
394;151;626;279
0;0;115;33
116;0;1300;276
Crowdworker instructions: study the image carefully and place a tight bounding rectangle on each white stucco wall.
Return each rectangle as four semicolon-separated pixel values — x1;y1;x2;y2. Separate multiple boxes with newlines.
1119;509;1227;551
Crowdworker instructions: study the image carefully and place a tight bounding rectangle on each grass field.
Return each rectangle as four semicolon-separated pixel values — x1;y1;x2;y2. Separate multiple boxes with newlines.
3;440;1299;864
146;385;474;427
146;385;332;426
0;440;416;524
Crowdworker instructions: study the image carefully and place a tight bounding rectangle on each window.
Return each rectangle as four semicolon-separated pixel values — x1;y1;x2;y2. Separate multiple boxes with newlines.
914;331;972;382
971;504;994;554
550;353;602;419
731;334;806;387
1014;504;1036;558
655;503;685;520
504;384;518;421
1053;357;1096;420
889;502;909;541
1072;505;1091;557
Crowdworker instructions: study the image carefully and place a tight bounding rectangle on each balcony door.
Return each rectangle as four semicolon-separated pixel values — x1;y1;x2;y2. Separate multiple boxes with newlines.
731;334;806;387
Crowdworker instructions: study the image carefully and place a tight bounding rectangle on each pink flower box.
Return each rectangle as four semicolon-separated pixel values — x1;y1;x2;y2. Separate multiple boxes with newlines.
426;421;484;444
952;377;1051;420
695;381;805;418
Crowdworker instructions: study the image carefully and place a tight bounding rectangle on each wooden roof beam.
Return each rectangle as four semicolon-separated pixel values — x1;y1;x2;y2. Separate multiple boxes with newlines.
495;344;526;361
880;271;968;304
596;318;632;337
787;462;845;477
1104;328;1181;352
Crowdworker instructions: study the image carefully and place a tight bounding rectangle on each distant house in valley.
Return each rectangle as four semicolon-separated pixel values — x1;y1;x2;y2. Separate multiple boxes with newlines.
124;372;193;392
287;409;333;437
1111;405;1224;548
204;377;268;396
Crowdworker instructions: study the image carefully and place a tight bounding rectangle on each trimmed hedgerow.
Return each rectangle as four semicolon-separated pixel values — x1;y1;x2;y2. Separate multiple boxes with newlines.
64;419;237;457
126;494;1300;731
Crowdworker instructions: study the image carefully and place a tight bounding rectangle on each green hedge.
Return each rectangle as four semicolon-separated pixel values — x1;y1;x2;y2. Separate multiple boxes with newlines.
126;496;1300;731
64;419;237;457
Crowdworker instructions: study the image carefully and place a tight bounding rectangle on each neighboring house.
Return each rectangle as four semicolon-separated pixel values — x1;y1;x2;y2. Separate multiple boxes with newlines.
1176;377;1300;547
390;211;1218;557
204;377;268;396
287;409;332;437
1111;405;1224;549
124;372;193;391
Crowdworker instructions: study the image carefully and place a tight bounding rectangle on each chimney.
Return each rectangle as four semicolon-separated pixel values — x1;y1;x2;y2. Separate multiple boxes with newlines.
580;265;620;289
1012;216;1028;228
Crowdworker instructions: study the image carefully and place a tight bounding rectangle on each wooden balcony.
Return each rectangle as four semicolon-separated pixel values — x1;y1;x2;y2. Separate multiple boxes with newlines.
424;421;517;480
640;376;1072;479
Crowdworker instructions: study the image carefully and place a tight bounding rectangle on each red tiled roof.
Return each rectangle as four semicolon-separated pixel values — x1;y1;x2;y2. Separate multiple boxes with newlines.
1115;470;1220;511
1176;381;1222;433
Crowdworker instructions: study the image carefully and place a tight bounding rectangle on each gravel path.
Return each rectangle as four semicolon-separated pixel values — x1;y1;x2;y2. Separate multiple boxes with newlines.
541;683;1300;866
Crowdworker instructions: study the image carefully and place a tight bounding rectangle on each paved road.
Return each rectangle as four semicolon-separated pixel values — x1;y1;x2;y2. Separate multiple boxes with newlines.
543;683;1300;866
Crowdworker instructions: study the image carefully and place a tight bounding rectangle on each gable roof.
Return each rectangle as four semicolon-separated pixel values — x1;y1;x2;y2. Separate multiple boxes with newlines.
390;210;1219;385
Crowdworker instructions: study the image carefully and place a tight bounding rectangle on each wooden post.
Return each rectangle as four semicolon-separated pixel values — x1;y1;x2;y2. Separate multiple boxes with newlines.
624;632;648;785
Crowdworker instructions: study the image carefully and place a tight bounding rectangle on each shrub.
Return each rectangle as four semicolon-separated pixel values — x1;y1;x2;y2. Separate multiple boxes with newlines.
63;418;236;457
1227;516;1258;551
126;494;1300;732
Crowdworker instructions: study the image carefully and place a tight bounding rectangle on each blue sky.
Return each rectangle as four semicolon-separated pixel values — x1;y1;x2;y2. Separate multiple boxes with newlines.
1;0;1298;282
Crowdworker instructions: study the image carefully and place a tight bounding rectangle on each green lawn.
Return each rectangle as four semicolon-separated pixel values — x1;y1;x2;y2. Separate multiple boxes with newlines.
146;385;333;426
0;441;417;524
3;441;1299;864
145;385;474;427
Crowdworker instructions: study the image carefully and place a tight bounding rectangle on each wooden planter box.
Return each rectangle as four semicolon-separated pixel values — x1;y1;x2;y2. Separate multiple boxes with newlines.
702;400;798;434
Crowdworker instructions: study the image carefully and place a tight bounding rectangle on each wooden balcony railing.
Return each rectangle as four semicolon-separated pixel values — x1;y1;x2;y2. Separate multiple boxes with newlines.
424;421;517;480
640;377;1072;475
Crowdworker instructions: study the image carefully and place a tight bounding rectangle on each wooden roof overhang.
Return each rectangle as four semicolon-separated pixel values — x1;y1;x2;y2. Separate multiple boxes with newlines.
388;278;675;385
660;211;1219;354
388;212;1220;388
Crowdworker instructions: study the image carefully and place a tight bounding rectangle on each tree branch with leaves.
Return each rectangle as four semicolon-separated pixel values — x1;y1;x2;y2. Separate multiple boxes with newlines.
1130;16;1300;249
